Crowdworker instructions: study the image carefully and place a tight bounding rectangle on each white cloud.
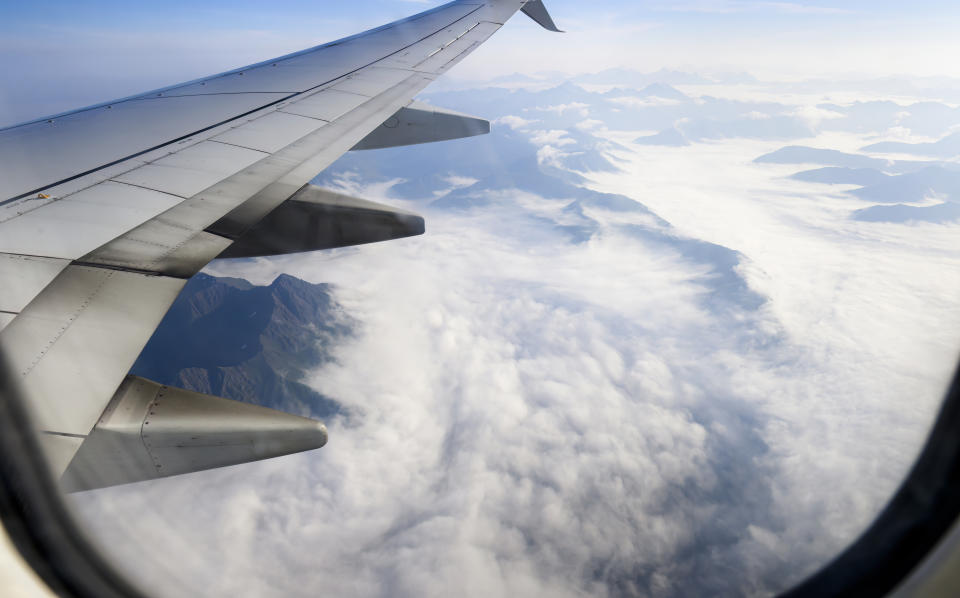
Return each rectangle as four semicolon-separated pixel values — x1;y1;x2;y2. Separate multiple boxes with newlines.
789;105;845;128
575;119;605;131
433;174;480;198
66;75;960;598
534;103;590;117
494;115;537;130
529;129;576;147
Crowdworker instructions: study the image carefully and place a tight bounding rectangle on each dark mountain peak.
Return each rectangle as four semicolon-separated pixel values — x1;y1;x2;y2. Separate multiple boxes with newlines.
217;275;255;290
130;273;352;419
860;131;960;158
271;272;311;290
187;274;260;321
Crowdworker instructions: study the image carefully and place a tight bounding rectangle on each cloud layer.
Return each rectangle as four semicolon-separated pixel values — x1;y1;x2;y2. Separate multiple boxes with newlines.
68;74;960;598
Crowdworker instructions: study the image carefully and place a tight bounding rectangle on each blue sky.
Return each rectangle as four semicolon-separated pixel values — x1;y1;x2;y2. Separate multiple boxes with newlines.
2;0;959;125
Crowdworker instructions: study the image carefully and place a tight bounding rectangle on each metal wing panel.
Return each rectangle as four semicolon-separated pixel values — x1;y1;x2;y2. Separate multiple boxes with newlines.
212;112;329;154
0;93;290;203
0;183;183;260
328;66;422;97
278;88;370;121
111;141;269;199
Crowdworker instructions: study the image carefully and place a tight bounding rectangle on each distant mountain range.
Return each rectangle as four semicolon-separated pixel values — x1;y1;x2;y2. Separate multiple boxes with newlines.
761;148;960;223
790;167;890;187
861;132;960;158
130;273;352;420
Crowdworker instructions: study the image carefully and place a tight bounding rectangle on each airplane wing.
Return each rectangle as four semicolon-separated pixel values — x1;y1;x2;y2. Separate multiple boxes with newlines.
0;0;559;489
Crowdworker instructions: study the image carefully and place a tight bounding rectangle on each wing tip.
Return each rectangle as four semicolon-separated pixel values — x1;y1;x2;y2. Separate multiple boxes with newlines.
521;0;563;33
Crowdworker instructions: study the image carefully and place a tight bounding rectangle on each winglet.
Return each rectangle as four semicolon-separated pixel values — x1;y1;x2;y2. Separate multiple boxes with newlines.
521;0;563;32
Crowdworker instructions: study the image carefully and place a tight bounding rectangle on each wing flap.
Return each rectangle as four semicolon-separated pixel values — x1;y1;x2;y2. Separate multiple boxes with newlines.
0;254;70;313
0;265;185;470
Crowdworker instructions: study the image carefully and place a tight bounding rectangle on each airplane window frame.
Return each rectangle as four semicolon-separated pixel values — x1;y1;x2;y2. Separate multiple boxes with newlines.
0;356;148;598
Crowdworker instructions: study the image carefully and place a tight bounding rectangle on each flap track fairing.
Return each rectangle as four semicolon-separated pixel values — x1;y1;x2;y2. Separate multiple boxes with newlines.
351;101;489;151
60;376;328;492
218;184;424;258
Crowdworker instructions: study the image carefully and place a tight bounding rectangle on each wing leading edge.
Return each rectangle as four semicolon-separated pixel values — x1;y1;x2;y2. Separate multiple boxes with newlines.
0;0;560;488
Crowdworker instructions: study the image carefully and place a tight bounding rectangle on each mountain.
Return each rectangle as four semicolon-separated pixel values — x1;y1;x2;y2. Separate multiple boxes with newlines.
637;83;688;100
790;167;889;186
754;145;886;169
603;83;689;101
572;68;711;87
852;201;960;223
487;72;541;85
130;273;353;419
849;166;960;204
861;132;960;158
678;114;813;141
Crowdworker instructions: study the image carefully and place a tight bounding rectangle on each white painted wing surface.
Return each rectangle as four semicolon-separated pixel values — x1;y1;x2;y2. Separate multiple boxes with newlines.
0;0;531;475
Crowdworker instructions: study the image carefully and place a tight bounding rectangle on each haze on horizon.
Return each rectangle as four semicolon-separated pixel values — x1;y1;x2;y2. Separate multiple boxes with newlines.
3;0;960;126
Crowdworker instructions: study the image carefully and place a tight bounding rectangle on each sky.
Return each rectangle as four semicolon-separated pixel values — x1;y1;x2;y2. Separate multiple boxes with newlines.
3;0;960;125
2;1;960;597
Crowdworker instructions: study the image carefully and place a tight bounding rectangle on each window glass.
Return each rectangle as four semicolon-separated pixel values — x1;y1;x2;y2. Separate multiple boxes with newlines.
2;1;959;596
